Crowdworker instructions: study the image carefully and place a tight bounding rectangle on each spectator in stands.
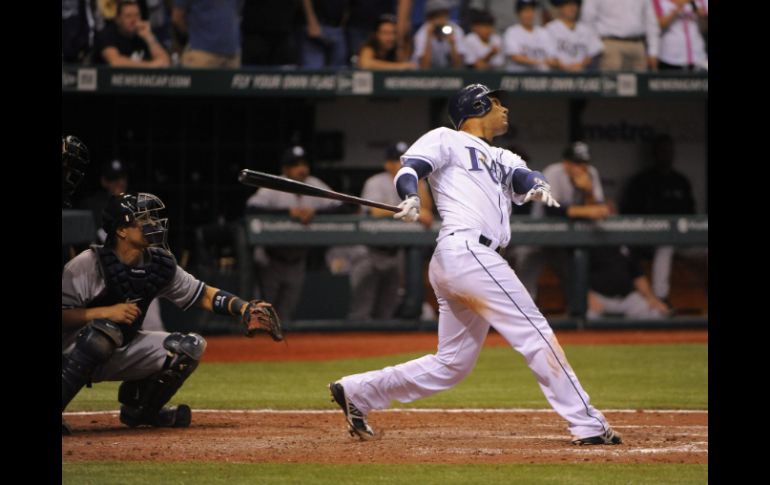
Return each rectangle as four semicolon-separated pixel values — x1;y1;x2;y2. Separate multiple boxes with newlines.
620;133;696;305
245;146;349;321
412;0;465;69
357;14;418;69
172;0;241;68
502;0;556;72
63;0;96;64
348;0;413;67
586;244;670;320
93;0;170;67
461;0;552;35
580;0;660;72
514;141;610;305
240;0;300;67
462;10;504;70
300;0;349;68
652;0;708;71
544;0;602;72
142;0;173;53
348;141;433;320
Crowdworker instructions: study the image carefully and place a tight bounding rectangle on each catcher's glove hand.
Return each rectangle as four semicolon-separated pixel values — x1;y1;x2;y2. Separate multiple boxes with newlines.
241;300;283;341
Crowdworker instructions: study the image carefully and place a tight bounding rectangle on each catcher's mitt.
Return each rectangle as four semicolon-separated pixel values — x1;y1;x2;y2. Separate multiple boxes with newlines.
241;300;283;341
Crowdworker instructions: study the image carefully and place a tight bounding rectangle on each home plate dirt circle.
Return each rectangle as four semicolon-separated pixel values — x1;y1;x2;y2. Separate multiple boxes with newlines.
63;409;707;464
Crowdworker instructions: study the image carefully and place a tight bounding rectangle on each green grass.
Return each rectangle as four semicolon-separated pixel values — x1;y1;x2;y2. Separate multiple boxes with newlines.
68;343;706;411
62;462;708;485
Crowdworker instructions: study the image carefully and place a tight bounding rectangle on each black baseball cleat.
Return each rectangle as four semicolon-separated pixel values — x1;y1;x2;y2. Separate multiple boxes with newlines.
571;428;623;446
62;417;72;436
120;404;192;428
329;382;377;441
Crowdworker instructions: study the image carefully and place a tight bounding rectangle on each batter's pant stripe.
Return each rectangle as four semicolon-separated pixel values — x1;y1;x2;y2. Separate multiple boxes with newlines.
466;241;607;433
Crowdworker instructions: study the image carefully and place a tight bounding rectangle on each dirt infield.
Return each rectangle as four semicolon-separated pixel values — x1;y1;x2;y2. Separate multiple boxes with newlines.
62;409;707;464
63;330;707;465
203;329;708;362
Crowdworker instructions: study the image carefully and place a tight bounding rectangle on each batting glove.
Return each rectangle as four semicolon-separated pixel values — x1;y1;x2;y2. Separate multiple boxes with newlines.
394;195;421;222
524;184;561;207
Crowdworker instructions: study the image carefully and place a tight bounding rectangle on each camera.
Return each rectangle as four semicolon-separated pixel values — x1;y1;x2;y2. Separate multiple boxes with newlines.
433;24;453;38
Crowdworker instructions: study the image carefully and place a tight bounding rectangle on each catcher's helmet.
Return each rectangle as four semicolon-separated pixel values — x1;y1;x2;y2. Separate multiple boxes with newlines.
102;192;169;250
448;83;507;130
62;135;89;207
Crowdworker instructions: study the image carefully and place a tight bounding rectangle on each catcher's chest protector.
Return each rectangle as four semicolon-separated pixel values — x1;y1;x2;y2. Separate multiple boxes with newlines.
90;246;176;342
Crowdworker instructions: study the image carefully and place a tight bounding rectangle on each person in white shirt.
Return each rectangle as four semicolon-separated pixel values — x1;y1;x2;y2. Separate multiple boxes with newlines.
502;0;556;72
580;0;661;71
651;0;708;71
545;0;603;72
462;10;504;69
412;0;465;69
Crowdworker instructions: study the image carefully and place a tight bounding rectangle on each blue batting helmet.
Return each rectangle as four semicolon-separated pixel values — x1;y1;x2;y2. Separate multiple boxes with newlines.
448;83;507;130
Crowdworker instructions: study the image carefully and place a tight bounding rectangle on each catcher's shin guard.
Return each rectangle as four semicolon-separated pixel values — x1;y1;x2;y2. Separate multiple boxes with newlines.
62;320;123;412
118;332;206;427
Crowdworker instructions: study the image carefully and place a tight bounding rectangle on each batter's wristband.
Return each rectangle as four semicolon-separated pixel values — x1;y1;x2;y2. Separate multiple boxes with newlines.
212;290;248;316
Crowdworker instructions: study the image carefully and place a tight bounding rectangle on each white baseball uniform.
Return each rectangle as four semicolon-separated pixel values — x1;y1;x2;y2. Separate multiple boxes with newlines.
545;19;603;67
338;127;612;439
462;32;505;69
502;24;555;72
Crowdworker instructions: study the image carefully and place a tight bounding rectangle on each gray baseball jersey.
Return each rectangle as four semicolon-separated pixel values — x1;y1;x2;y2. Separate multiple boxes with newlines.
62;248;205;312
61;247;205;381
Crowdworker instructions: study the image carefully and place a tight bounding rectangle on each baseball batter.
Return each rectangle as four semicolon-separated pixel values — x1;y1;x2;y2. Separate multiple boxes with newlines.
330;84;622;446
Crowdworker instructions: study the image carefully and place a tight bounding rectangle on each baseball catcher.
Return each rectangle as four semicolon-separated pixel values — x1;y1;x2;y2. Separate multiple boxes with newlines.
62;192;283;435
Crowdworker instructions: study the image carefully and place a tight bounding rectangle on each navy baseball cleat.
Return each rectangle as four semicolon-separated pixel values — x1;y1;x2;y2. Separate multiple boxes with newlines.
571;428;623;445
329;382;377;441
120;404;192;428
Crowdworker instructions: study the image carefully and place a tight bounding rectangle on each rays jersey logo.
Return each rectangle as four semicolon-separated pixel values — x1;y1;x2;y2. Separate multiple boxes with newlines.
465;146;514;189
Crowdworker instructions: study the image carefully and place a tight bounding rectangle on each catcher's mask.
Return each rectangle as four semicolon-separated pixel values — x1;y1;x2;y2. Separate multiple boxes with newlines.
62;135;89;207
102;192;169;250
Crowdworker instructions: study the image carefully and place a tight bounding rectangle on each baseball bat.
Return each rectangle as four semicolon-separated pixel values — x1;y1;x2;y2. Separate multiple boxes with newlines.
238;169;402;212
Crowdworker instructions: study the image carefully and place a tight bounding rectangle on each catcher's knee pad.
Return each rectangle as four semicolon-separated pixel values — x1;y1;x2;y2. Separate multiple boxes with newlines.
62;320;124;411
118;332;206;422
163;332;207;363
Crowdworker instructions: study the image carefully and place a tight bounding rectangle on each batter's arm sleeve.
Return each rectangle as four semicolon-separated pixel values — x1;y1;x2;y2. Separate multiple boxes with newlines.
511;167;548;193
394;158;432;199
